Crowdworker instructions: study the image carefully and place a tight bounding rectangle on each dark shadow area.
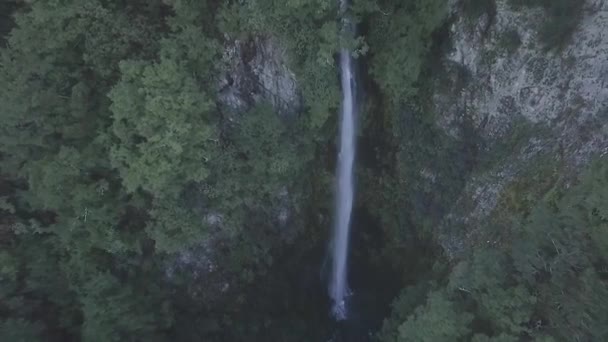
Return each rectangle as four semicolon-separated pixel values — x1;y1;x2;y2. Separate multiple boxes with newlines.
0;1;19;46
330;207;403;341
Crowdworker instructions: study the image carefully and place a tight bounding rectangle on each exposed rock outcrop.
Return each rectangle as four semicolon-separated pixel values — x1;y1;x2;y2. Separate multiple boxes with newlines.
218;35;302;117
434;0;608;258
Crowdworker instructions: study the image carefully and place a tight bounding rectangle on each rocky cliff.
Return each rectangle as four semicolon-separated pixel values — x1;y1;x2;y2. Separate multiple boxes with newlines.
434;0;608;258
218;35;302;117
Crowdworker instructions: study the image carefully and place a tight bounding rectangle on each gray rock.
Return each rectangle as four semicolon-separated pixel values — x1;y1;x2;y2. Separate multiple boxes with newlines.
434;0;608;258
218;35;302;117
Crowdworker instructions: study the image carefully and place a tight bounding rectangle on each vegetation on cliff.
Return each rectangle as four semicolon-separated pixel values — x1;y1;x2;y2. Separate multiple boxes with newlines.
0;0;605;341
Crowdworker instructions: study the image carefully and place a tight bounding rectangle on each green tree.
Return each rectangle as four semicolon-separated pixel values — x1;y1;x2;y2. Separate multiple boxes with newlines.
367;0;448;103
449;249;536;335
395;291;473;342
80;272;171;342
0;1;168;339
377;282;432;342
109;58;216;197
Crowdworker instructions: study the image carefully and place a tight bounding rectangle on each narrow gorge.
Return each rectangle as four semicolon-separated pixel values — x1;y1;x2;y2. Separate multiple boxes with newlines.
1;0;608;341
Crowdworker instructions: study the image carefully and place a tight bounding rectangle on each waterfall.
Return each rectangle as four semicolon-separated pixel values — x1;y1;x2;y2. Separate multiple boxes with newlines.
329;1;356;320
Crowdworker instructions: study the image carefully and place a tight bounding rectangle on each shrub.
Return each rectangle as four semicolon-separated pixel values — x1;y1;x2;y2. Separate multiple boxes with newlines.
508;0;584;49
498;28;522;54
462;0;496;19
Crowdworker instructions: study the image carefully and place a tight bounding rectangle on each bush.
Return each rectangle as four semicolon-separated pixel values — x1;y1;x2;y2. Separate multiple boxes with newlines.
508;0;584;49
498;28;522;54
462;0;496;20
538;0;583;49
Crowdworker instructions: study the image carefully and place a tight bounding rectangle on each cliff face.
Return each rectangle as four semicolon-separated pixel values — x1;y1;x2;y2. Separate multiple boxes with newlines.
433;0;608;258
218;35;302;117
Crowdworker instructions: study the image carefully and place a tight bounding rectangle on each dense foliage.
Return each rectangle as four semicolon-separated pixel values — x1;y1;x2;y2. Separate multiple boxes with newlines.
0;0;324;340
377;159;608;341
0;0;603;341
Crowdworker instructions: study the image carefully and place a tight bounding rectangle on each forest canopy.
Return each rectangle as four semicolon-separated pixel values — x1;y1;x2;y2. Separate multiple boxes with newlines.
0;0;606;341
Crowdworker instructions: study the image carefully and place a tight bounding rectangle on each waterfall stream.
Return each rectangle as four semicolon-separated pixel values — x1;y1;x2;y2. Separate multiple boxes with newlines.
329;4;356;320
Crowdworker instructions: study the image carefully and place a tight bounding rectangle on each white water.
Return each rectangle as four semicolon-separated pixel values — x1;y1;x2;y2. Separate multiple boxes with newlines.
329;11;356;320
